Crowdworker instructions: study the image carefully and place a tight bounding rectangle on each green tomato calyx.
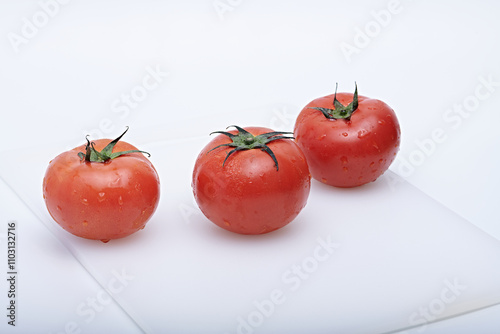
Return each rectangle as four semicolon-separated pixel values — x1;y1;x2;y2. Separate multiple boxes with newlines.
77;126;150;163
309;82;359;120
208;125;294;171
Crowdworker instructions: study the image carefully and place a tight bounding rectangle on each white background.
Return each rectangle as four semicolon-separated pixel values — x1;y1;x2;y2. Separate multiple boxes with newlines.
1;0;500;333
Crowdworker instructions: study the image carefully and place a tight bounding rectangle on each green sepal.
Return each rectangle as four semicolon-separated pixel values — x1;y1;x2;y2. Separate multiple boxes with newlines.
208;125;294;171
78;127;150;163
308;82;359;120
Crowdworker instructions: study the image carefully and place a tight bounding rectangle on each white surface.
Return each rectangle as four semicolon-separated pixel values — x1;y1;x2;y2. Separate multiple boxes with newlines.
2;136;500;333
0;179;142;334
1;0;500;333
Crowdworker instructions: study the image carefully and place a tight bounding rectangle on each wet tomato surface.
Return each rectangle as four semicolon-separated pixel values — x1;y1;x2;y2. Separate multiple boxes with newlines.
192;126;311;235
294;85;401;187
43;129;160;242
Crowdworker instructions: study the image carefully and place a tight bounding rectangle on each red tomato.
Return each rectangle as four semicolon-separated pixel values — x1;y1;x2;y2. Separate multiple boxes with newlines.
294;84;400;187
42;128;160;242
192;126;311;235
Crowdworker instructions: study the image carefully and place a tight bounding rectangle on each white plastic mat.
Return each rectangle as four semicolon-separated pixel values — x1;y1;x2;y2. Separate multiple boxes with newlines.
1;134;499;334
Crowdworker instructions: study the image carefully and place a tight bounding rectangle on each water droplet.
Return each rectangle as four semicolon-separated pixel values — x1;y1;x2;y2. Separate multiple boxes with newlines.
82;220;88;227
378;120;385;125
372;142;380;151
56;205;62;211
260;225;269;233
109;176;121;187
342;132;348;137
317;134;327;140
97;192;106;202
321;178;328;184
343;166;348;172
118;196;124;205
135;183;141;191
100;239;110;243
379;159;384;164
223;220;231;227
357;129;370;139
81;198;89;206
370;162;375;168
340;156;348;165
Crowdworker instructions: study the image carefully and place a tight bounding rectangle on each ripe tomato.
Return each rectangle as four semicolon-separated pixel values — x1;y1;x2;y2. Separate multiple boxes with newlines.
192;126;311;235
294;84;401;187
42;128;160;242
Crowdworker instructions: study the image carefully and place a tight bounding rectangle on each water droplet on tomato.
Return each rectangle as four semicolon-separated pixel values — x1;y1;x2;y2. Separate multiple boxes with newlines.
109;176;121;187
357;129;370;138
379;158;384;164
317;134;326;140
370;162;375;168
57;205;62;211
223;220;231;227
378;120;385;125
82;220;88;227
118;196;124;205
372;142;380;151
100;239;110;243
340;156;348;165
342;132;348;137
81;198;89;205
321;178;328;184
135;183;141;191
343;167;348;172
260;225;269;233
97;192;106;202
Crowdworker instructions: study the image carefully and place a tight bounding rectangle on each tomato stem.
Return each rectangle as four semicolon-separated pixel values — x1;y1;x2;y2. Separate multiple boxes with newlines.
308;82;358;120
77;127;151;163
208;125;294;171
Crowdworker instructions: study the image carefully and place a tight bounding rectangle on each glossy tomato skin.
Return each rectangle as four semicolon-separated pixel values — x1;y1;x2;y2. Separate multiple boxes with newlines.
294;93;400;187
192;127;311;235
43;140;160;241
